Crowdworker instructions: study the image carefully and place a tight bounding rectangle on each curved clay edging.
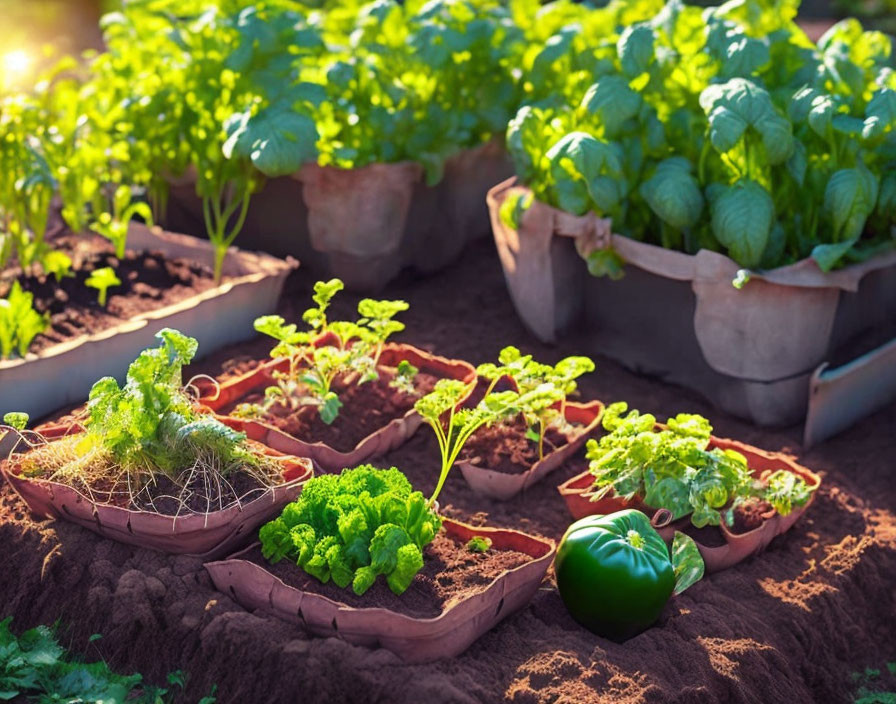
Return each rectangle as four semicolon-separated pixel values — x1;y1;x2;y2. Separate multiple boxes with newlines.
204;518;556;663
556;435;821;572
0;424;314;559
458;400;604;501
199;343;477;474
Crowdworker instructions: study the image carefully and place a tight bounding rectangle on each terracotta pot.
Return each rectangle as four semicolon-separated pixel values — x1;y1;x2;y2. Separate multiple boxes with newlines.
0;223;296;421
204;518;555;663
556;435;822;572
458;400;604;500
488;177;896;431
198;344;477;474
0;423;314;559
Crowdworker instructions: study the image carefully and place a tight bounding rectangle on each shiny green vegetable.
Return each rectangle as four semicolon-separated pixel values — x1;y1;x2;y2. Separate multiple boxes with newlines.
555;510;703;641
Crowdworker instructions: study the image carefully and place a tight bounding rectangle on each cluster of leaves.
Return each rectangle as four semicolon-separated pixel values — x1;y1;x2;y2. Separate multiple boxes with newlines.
80;327;256;474
476;346;594;459
0;617;216;704
238;278;411;425
507;0;896;274
587;402;816;528
850;662;896;704
0;281;48;361
259;465;442;596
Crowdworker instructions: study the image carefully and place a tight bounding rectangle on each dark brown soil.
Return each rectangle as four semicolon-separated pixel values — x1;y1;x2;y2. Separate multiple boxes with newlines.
130;470;267;515
1;232;223;353
2;236;895;704
730;499;774;535
461;417;576;474
251;531;531;619
225;367;439;453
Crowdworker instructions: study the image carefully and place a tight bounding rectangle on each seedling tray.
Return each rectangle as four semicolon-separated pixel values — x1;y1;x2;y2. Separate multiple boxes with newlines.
204;518;555;663
0;423;314;558
488;178;896;438
0;223;296;421
557;434;821;572
199;343;477;473
458;400;604;501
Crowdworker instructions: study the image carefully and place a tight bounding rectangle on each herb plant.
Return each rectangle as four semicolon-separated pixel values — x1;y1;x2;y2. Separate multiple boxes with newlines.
84;266;121;307
476;346;595;459
0;281;49;360
414;379;522;507
587;402;816;528
259;465;442;596
242;278;411;425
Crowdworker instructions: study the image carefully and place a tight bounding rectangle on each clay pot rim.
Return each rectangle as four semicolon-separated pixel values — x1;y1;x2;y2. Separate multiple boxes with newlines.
207;517;556;626
198;342;477;461
1;422;314;521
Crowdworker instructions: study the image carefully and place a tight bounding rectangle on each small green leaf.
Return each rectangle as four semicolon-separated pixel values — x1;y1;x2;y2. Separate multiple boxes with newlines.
3;412;28;430
671;531;705;595
466;536;492;553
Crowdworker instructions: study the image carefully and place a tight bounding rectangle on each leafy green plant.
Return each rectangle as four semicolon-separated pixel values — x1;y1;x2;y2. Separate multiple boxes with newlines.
0;281;49;360
89;185;153;259
587;402;816;528
84;266;121;307
476;346;595;459
243;278;410;425
259;465;442;596
506;0;896;274
0;617;213;703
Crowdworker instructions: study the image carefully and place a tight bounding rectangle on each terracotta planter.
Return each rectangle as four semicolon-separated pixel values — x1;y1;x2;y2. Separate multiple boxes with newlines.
458;400;604;500
0;223;296;421
0;423;314;559
198;344;477;474
488;178;896;434
165;141;513;292
556;435;821;572
204;518;555;662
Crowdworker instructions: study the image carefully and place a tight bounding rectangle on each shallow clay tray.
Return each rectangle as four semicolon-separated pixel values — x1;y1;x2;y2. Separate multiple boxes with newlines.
0;423;314;559
458;400;604;500
199;343;476;473
205;519;555;663
556;435;821;572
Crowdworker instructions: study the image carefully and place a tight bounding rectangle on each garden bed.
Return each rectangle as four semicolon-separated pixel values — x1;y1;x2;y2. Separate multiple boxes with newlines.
0;239;893;703
0;223;295;420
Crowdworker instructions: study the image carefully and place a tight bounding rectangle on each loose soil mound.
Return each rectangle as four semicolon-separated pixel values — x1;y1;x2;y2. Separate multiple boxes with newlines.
461;418;575;475
2;238;894;703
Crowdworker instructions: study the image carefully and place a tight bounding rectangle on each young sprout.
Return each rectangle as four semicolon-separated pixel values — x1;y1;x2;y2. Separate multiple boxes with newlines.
477;347;596;460
0;281;49;360
251;279;412;424
415;379;521;508
466;536;492;553
390;359;419;395
3;412;29;430
89;185;153;259
85;267;121;307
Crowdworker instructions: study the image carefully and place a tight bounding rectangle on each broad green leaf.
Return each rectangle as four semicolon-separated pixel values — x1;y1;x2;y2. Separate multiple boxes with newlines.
672;531;705;594
710;180;775;268
639;157;703;230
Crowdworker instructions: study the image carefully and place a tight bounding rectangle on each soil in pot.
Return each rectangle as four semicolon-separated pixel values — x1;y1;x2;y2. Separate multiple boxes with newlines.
221;365;440;454
1;232;226;353
460;417;578;475
242;531;532;619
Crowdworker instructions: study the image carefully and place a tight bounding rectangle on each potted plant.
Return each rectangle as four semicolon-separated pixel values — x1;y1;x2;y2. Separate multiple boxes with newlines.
0;329;313;557
415;346;603;500
205;461;555;662
199;279;477;472
489;1;896;430
557;403;821;572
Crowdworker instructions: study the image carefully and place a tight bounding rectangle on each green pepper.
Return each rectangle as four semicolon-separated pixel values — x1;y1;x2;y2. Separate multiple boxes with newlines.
554;510;676;642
